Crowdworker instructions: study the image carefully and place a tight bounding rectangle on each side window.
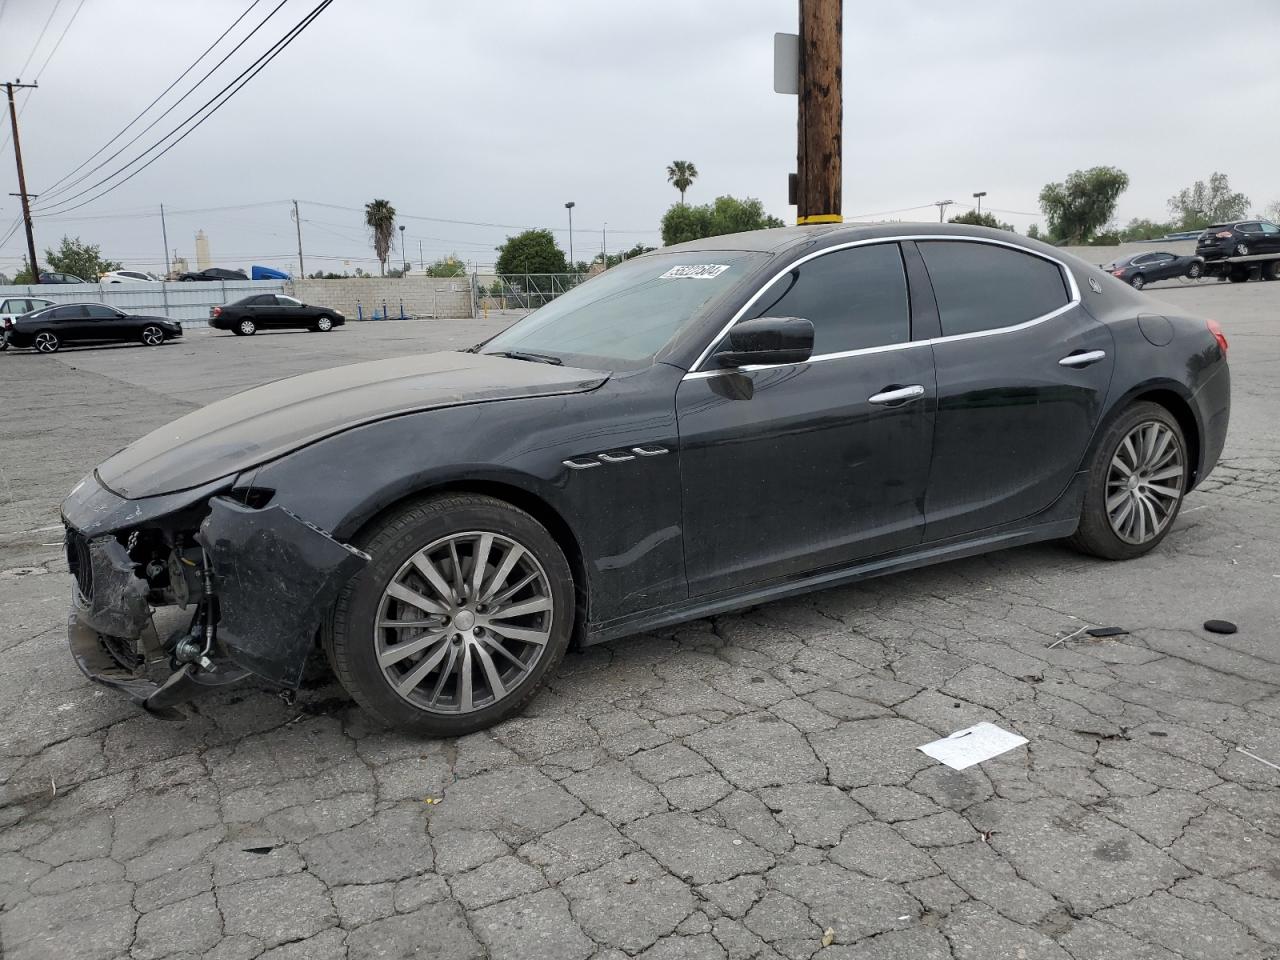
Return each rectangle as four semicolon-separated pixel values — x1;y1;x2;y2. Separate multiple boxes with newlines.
741;243;910;355
86;305;117;319
1260;223;1280;235
1239;222;1260;234
918;241;1069;337
1153;253;1174;263
251;295;274;305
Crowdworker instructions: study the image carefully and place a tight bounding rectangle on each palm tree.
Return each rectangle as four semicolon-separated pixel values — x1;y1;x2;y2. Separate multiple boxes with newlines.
364;199;397;276
666;161;698;205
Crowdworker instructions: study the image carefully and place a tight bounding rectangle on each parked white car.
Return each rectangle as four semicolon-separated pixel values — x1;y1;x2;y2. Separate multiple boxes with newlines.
100;270;161;283
0;295;55;351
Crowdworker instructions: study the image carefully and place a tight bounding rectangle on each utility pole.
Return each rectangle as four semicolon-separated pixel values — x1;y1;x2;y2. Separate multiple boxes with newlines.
160;204;171;277
6;81;40;283
934;200;954;222
601;222;607;268
795;0;842;224
418;240;423;271
292;199;304;277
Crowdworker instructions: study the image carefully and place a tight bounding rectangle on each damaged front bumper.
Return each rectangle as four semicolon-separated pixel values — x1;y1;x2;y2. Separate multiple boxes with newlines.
62;473;369;715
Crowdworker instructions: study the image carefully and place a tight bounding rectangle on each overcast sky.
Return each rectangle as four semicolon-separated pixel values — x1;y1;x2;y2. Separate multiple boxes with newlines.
1;0;1278;277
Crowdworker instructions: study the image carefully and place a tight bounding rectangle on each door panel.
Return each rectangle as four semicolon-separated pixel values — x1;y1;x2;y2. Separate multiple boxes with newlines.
676;346;937;597
924;308;1114;540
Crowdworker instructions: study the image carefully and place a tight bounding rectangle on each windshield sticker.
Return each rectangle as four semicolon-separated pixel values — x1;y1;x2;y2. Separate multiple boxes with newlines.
660;264;730;280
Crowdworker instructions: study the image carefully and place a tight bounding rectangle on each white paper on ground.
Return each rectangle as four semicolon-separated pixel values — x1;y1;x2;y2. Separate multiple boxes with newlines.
918;722;1028;770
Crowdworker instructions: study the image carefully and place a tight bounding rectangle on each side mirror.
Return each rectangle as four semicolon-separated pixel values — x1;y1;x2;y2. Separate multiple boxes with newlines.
716;317;814;368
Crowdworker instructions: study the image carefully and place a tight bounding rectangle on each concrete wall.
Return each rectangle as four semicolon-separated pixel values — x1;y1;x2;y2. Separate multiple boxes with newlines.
291;276;472;320
0;280;287;327
1059;240;1196;265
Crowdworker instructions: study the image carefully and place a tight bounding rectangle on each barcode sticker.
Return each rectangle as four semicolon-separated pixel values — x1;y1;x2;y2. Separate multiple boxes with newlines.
659;264;730;280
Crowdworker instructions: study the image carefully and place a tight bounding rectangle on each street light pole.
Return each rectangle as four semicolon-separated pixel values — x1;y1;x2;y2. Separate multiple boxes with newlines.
399;224;406;274
973;191;986;217
564;202;575;273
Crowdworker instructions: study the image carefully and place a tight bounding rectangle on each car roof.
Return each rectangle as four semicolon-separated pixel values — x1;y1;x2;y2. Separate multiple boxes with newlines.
658;220;1072;258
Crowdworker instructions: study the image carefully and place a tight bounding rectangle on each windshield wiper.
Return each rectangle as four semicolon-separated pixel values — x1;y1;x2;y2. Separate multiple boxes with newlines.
489;350;563;365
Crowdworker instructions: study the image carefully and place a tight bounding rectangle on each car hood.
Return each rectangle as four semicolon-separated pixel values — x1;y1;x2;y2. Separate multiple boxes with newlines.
96;352;608;499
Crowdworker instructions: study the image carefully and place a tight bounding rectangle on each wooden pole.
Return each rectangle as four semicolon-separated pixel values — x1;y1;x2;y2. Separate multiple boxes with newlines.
796;0;842;224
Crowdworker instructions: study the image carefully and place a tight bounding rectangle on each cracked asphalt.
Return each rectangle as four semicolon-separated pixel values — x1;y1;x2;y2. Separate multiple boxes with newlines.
2;285;1278;960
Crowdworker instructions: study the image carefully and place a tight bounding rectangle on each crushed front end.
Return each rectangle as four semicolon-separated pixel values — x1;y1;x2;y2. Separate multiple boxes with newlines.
61;472;369;717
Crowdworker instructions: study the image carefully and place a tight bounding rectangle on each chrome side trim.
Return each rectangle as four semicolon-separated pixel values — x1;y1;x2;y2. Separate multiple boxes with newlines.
563;458;602;470
631;445;669;457
597;451;636;463
683;234;1082;379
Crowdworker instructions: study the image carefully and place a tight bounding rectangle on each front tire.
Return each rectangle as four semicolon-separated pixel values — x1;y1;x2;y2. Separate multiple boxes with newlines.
1070;402;1187;560
314;315;334;332
140;324;165;346
326;494;575;735
1235;242;1250;256
1186;262;1203;279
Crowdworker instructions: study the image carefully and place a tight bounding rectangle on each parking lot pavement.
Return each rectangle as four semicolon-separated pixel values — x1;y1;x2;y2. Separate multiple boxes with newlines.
1;289;1278;960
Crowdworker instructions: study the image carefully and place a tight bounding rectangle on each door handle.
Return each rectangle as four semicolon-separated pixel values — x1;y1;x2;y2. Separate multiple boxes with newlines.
868;384;926;406
1059;349;1107;368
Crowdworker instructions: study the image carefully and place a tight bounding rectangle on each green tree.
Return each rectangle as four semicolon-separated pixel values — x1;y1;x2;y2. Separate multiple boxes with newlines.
1267;200;1280;222
41;235;122;280
1118;217;1174;242
364;199;397;276
666;160;699;205
593;242;656;268
948;210;1014;231
1038;166;1130;244
495;228;567;277
1026;224;1042;240
1167;173;1249;230
660;195;784;246
426;254;467;277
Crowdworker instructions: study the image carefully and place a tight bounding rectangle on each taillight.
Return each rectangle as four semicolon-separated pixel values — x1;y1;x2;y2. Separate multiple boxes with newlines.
1207;319;1228;358
212;306;222;317
1215;231;1233;239
1111;269;1125;277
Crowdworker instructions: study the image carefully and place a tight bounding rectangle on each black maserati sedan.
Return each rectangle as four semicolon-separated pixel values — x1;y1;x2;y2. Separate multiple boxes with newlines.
1103;251;1203;289
7;302;182;353
210;293;344;335
61;224;1230;734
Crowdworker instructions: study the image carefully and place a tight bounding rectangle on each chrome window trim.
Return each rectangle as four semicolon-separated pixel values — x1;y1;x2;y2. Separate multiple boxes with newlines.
683;234;1081;380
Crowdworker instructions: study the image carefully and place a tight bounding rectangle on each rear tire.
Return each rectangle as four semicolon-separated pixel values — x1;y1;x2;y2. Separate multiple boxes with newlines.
237;319;256;336
325;494;575;735
1070;402;1187;561
1186;262;1202;279
1263;260;1280;281
1129;274;1145;290
33;331;59;353
1228;269;1248;283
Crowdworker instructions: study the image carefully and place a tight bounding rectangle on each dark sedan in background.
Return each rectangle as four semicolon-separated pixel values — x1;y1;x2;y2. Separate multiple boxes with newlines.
6;303;182;353
1104;251;1204;288
210;293;344;335
61;224;1230;735
179;267;249;281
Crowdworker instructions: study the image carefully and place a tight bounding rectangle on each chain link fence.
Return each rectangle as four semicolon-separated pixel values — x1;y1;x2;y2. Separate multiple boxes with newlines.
473;273;589;312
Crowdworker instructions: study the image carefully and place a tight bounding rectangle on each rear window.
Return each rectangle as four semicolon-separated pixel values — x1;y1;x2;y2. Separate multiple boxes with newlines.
918;241;1070;338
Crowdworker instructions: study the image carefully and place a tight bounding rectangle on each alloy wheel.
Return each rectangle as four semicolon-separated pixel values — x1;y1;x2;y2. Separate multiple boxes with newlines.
1130;275;1144;290
34;332;58;353
1106;421;1184;544
373;531;554;714
142;326;164;346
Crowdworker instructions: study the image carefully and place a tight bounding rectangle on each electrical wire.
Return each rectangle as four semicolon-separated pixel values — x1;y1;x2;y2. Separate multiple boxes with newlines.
34;0;286;206
32;0;334;217
15;0;64;79
301;200;659;236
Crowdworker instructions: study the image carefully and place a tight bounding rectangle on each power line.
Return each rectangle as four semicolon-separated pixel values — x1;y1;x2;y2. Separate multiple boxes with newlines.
300;200;659;235
15;0;64;79
34;0;284;205
32;0;334;217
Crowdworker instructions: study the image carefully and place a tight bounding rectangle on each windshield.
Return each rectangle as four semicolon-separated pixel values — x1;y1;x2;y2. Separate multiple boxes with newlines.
480;250;766;369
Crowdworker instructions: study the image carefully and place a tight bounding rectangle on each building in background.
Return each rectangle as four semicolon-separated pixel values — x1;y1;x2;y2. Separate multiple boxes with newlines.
195;230;211;271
